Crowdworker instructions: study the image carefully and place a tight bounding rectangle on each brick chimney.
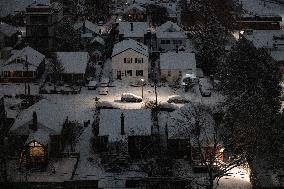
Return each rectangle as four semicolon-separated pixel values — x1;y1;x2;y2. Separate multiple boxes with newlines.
120;112;125;135
130;23;133;31
30;111;38;131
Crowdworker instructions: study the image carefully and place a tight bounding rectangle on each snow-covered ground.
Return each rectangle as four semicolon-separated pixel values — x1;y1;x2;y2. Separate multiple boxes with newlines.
7;158;77;182
173;160;251;189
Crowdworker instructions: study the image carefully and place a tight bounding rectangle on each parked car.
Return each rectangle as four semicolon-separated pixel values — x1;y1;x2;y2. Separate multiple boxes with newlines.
158;102;179;111
96;101;119;109
121;93;142;102
181;73;199;92
167;95;190;104
99;87;108;95
100;77;110;87
199;78;212;97
87;80;97;90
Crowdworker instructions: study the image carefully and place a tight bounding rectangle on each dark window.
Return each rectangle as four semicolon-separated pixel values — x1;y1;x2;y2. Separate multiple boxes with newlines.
126;70;132;76
161;40;165;44
136;70;143;76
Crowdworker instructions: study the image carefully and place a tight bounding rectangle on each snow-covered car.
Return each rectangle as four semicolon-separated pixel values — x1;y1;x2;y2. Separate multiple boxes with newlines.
121;93;142;102
100;77;109;87
158;102;179;111
87;80;97;90
199;78;212;97
167;95;190;104
99;87;108;95
96;101;119;109
98;21;104;26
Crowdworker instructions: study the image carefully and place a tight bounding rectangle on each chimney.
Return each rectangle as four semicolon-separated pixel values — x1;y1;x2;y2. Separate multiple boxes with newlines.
120;112;125;135
130;23;133;31
83;20;86;34
30;111;38;131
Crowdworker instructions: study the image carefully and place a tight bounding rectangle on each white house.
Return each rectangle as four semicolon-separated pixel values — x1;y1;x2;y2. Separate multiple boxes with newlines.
118;22;149;43
159;51;196;83
156;21;186;52
0;46;45;82
112;39;149;82
56;52;90;82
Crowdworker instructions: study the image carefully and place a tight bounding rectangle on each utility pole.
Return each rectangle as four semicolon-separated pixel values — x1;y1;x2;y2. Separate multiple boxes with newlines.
25;55;30;96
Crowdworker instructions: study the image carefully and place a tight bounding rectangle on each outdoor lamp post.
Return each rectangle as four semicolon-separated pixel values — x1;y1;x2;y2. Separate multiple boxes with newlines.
141;78;144;98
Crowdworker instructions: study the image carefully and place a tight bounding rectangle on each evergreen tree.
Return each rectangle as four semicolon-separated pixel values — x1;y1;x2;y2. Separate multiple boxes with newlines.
146;4;169;26
54;20;81;51
218;38;282;163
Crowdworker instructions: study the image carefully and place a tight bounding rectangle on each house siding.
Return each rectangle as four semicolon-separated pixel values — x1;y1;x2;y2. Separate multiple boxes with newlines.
112;49;149;82
157;37;186;52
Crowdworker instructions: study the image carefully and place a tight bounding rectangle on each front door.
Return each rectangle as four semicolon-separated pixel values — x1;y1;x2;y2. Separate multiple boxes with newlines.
117;71;122;80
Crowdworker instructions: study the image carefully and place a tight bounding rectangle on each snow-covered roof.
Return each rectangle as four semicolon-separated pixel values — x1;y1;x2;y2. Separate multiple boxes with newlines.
24;126;55;146
2;46;45;71
160;52;196;70
243;30;284;49
73;20;100;35
124;3;146;13
161;103;218;146
156;21;186;39
90;36;105;45
239;0;284;24
99;109;152;142
119;22;148;38
56;52;89;74
271;50;284;62
0;0;50;17
0;22;19;37
112;39;149;57
10;99;82;135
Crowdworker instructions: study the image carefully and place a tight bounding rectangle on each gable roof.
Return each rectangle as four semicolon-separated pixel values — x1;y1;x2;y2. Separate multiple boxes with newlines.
90;36;105;45
56;52;89;74
73;20;100;34
156;21;186;39
160;103;218;147
112;39;149;57
160;52;196;70
0;22;19;37
10;99;79;135
119;22;148;38
243;30;284;49
2;46;45;71
99;109;152;142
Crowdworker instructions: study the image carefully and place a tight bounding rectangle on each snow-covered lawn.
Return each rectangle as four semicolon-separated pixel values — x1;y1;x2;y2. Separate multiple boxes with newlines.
7;158;77;182
173;159;251;189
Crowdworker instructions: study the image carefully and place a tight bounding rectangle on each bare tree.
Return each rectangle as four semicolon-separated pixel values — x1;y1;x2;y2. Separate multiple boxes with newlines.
50;53;64;91
170;103;246;189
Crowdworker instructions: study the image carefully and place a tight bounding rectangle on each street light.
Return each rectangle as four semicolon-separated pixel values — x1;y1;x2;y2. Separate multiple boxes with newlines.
141;78;144;98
